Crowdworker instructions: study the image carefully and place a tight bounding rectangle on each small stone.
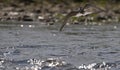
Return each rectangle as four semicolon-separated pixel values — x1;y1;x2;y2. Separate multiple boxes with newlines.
38;16;44;20
66;23;70;25
98;23;102;26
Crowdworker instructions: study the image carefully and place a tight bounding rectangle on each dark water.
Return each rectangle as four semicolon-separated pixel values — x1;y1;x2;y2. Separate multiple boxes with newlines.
0;22;120;70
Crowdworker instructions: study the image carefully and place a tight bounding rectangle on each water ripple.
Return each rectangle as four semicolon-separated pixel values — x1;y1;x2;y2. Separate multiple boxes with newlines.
17;45;55;48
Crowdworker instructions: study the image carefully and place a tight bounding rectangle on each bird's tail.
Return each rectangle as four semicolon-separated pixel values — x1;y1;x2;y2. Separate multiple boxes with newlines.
59;20;67;31
59;14;70;31
59;11;78;31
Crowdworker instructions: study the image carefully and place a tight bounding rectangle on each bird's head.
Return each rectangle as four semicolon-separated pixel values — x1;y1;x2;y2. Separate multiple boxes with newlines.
79;7;85;14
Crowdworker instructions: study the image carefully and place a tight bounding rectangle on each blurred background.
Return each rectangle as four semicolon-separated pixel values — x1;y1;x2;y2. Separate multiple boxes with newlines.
0;0;120;23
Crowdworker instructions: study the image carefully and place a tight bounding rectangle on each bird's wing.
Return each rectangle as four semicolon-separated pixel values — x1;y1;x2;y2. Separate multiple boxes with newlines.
82;3;92;10
59;11;78;31
82;3;105;12
90;4;105;12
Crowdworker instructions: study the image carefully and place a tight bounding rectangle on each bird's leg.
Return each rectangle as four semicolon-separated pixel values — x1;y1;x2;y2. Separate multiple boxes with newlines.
85;16;88;25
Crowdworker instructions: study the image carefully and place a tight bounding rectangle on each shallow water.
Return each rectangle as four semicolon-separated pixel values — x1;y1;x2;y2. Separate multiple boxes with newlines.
0;22;120;70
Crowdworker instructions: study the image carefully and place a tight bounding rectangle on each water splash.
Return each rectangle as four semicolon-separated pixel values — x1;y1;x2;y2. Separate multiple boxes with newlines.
0;57;119;70
78;62;116;70
0;58;5;69
13;58;118;70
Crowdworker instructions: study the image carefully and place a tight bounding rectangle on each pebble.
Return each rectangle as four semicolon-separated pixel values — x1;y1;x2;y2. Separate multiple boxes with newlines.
66;22;70;25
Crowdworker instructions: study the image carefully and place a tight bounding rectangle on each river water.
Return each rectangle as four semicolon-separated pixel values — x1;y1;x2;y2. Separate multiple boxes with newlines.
0;22;120;70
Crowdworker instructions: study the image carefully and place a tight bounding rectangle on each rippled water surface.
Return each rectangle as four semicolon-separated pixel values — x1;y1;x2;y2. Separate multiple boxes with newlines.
0;22;120;70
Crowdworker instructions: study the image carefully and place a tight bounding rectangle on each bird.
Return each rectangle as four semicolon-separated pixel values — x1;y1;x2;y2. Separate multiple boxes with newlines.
59;3;105;31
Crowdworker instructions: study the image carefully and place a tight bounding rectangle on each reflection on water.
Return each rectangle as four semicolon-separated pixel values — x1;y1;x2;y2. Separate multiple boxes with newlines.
0;22;120;70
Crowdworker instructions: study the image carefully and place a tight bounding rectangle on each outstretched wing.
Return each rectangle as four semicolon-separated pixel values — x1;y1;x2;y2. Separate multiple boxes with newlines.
89;4;105;12
59;11;79;31
82;3;92;11
82;3;105;13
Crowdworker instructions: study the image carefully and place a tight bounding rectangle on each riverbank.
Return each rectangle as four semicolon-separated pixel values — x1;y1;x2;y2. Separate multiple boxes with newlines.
0;1;120;24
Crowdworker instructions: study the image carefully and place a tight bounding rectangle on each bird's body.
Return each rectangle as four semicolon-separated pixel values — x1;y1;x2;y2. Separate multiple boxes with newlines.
59;4;105;31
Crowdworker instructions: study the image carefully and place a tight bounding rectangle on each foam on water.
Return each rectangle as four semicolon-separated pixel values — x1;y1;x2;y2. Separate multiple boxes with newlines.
0;57;119;70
